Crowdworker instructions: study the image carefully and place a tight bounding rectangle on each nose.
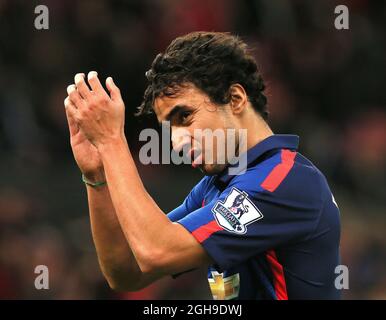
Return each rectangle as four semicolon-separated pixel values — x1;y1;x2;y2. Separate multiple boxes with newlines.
171;126;192;153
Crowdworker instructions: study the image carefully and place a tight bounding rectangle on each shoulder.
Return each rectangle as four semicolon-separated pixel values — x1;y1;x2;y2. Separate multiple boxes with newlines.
228;149;329;209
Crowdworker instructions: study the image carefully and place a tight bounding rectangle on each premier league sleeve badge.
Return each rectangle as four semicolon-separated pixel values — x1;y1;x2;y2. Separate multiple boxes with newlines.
211;187;263;234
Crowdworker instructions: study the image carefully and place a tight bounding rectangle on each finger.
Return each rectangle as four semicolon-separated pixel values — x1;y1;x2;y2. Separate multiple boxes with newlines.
67;84;84;108
87;71;106;95
74;73;91;99
106;77;122;101
64;97;80;136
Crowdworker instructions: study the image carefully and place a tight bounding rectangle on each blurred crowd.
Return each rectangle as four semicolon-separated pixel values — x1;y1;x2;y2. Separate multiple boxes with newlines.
0;0;385;299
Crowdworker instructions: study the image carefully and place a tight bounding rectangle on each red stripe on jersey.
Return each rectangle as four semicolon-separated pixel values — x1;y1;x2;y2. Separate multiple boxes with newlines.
261;149;296;192
192;220;223;243
266;250;288;300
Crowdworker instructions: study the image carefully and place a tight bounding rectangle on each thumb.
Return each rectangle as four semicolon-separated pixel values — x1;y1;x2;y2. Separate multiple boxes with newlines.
64;97;79;136
106;77;122;101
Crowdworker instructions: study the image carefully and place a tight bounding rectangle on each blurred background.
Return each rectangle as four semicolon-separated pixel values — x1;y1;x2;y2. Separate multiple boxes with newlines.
0;0;385;299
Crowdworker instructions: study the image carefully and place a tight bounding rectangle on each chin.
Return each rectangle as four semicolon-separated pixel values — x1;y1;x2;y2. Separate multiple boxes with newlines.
200;163;227;176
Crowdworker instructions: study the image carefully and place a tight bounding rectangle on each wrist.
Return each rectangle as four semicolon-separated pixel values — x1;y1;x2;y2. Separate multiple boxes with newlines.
82;169;106;185
82;173;107;188
97;135;128;156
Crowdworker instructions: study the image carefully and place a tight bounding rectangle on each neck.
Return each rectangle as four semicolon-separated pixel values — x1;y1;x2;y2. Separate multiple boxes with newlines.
243;112;273;151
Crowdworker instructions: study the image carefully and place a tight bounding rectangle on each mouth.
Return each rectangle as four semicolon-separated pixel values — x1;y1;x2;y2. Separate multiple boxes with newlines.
189;148;203;168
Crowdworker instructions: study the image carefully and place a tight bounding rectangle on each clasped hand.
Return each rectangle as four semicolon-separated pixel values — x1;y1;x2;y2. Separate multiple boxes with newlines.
64;71;125;148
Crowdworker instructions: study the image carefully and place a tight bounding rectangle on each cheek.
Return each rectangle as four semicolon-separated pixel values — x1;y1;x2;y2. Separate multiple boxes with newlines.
190;110;227;151
199;112;221;130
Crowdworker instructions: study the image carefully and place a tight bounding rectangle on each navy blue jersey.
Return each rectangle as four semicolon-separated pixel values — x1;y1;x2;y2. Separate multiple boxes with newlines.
168;135;341;300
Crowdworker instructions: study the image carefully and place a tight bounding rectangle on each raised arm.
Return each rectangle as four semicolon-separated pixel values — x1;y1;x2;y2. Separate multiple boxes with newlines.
65;72;213;288
65;73;157;291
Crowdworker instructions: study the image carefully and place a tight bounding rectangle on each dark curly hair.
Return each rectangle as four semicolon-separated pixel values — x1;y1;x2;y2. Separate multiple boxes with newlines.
136;31;268;119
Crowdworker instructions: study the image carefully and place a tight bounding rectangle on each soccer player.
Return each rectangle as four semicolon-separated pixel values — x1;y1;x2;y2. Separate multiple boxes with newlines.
64;32;341;300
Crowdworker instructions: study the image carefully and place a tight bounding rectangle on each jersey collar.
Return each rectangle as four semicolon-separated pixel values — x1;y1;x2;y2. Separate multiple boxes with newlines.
213;134;299;189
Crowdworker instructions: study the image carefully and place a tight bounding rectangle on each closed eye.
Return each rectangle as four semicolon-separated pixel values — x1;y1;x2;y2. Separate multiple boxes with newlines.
165;104;195;126
180;111;192;123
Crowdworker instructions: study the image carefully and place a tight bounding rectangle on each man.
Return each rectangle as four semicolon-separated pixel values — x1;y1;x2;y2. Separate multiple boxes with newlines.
64;32;341;299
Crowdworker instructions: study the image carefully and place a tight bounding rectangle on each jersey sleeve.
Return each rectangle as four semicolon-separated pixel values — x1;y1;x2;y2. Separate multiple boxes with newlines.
165;176;210;279
166;176;209;222
175;173;323;272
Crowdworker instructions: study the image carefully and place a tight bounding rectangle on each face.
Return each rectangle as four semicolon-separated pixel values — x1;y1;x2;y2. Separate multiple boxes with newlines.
154;83;238;175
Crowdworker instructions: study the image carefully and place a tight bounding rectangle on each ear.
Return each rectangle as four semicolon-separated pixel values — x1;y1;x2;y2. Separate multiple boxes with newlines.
229;84;248;115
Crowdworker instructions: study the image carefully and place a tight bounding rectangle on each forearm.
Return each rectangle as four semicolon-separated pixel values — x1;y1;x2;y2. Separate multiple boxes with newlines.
98;137;212;277
98;137;180;275
85;174;143;290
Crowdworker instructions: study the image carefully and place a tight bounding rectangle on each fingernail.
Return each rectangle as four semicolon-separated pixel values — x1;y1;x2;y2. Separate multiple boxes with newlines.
88;71;98;79
75;73;83;82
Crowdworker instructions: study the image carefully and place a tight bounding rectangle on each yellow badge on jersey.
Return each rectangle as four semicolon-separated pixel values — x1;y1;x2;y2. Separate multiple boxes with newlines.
208;271;240;300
